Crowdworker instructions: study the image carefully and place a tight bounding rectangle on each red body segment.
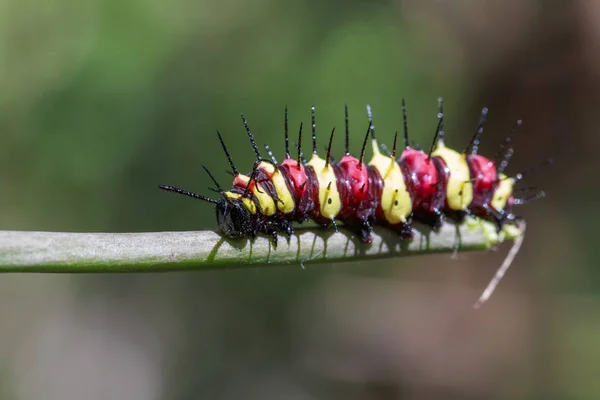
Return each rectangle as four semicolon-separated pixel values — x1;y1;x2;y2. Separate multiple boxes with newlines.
324;155;383;242
399;148;447;225
233;174;251;191
337;155;370;199
280;158;316;221
335;155;370;220
431;157;454;212
280;159;308;198
466;154;498;215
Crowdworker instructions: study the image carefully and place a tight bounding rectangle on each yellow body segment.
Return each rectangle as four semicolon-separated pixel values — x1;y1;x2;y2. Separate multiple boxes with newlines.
224;192;257;214
258;162;295;214
491;173;514;210
307;154;341;220
433;140;474;211
368;139;412;224
230;174;276;216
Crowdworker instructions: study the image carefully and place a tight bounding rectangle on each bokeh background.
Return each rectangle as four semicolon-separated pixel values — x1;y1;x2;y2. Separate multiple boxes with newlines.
0;0;596;398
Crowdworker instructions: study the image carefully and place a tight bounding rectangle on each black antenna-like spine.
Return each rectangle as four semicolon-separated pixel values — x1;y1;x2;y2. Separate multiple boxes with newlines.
216;130;239;176
311;105;317;155
345;104;350;155
265;144;278;165
284;106;290;158
391;131;398;158
202;165;224;193
358;121;370;168
325;127;335;168
402;98;409;149
158;185;219;204
464;107;489;154
495;119;523;161
240;114;261;160
366;104;375;139
296;122;304;168
437;97;445;141
428;107;444;159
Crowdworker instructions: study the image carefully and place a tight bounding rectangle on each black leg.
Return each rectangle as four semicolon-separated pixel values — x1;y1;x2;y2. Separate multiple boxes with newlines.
279;219;294;239
431;208;444;231
270;230;278;249
330;218;339;233
398;221;414;240
358;220;374;244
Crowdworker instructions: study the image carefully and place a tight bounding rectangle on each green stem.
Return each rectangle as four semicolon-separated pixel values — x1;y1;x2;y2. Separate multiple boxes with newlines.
0;219;513;272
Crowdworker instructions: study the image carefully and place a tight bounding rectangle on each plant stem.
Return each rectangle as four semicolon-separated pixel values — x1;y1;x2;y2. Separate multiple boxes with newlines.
0;219;513;272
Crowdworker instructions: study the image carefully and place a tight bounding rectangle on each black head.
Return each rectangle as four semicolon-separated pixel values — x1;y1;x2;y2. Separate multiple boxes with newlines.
216;199;254;238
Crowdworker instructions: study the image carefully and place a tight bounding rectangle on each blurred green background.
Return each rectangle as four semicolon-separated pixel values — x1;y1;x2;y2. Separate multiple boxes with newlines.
0;0;595;398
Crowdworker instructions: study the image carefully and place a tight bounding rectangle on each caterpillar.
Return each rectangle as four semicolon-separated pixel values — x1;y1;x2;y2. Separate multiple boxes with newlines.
159;99;550;306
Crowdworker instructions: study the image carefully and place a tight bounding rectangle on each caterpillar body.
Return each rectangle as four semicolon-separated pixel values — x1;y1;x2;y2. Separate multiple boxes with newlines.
159;99;550;306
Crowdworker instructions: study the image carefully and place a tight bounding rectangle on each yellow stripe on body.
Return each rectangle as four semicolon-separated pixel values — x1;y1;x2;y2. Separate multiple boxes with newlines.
432;140;474;211
491;173;514;210
257;162;295;214
368;139;412;224
307;154;341;220
228;173;276;216
224;191;257;214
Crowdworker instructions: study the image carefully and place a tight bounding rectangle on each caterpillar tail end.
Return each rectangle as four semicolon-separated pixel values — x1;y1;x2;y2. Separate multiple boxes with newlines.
473;219;527;309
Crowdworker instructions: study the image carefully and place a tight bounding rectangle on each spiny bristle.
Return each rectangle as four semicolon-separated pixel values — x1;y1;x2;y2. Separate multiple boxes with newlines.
428;109;444;159
513;158;554;182
297;121;304;167
345;104;350;155
284;105;290;158
379;142;392;157
217;130;239;176
366;104;375;139
325;127;335;168
437;97;445;141
402;98;409;149
391;131;398;158
464;107;489;155
241;114;261;160
495;119;523;161
311;105;317;155
498;147;514;175
202;165;223;193
265;144;278;165
358;120;370;168
513;190;546;205
159;185;219;204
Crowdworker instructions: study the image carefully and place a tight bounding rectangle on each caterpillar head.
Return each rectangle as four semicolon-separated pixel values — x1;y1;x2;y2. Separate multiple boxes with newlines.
216;198;253;238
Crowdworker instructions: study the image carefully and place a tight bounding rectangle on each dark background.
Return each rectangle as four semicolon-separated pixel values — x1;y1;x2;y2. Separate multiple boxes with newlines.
0;1;595;399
